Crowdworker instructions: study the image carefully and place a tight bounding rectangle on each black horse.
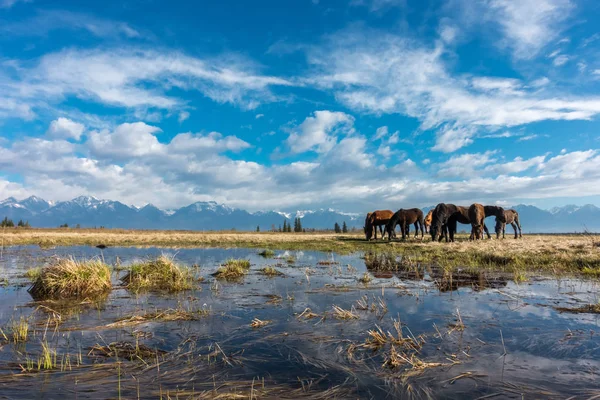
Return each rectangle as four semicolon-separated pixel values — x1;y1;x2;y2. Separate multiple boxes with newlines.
386;208;424;240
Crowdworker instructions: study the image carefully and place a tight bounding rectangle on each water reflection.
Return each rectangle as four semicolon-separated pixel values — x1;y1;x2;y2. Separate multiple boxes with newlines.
0;245;598;399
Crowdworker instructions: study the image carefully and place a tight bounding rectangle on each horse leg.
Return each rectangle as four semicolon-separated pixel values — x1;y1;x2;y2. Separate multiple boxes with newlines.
483;222;490;239
516;216;522;238
502;223;506;239
511;222;518;239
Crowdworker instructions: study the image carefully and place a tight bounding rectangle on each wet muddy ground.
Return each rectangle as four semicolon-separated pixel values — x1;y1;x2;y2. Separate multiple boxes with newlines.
0;245;599;399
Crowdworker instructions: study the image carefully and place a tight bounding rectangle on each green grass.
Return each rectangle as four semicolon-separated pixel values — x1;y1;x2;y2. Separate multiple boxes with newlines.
213;259;251;281
258;249;275;258
24;267;42;281
28;258;111;300
121;256;193;293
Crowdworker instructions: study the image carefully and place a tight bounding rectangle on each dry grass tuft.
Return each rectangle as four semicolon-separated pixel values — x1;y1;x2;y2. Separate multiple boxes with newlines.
121;255;192;292
213;258;251;281
250;318;271;328
332;305;359;320
103;306;210;329
296;308;320;319
28;258;111;300
88;341;167;360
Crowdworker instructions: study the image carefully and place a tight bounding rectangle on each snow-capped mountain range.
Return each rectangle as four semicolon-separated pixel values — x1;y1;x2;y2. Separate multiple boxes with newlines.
0;195;599;232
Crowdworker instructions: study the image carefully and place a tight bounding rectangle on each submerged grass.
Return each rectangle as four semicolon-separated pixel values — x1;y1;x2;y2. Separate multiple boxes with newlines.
121;255;193;292
260;266;284;277
28;258;111;300
213;258;251;281
555;303;600;314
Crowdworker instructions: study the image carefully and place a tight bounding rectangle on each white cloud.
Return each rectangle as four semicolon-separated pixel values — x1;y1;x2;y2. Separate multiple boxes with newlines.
373;126;388;141
46;117;85;140
169;131;251;154
350;0;406;12
1;10;141;38
88;122;163;160
377;145;392;158
255;113;264;119
552;54;569;66
1;129;600;212
517;134;539;141
486;0;574;59
2;48;293;121
286;110;354;154
531;77;550;87
0;0;29;9
307;28;600;152
178;111;190;123
436;151;497;178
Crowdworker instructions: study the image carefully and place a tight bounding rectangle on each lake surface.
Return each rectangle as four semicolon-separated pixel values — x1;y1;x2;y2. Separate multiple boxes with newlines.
0;245;599;399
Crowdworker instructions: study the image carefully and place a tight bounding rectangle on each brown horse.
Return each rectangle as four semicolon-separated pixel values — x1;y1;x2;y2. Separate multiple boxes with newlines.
495;209;522;239
430;203;490;242
364;212;385;240
364;210;394;241
424;209;433;233
468;203;486;240
386;208;424;240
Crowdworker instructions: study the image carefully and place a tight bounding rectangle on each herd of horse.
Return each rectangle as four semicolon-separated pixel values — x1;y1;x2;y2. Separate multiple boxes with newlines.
364;203;523;242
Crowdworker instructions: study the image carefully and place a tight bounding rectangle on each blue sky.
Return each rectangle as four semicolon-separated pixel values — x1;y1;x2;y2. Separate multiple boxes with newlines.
0;0;599;212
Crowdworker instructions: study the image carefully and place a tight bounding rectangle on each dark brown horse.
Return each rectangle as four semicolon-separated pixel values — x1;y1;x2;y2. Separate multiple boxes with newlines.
468;203;486;240
495;209;522;239
364;212;385;240
364;210;394;241
430;203;490;242
424;209;433;233
386;208;424;240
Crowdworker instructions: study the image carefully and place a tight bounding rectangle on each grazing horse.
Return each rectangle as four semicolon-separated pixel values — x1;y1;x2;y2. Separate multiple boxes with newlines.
424;209;434;233
430;203;490;242
386;208;425;240
364;210;394;241
495;209;522;239
468;203;486;240
364;212;385;240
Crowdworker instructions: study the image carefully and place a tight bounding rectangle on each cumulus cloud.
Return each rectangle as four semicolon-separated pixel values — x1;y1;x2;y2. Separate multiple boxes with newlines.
1;125;600;212
285;110;354;154
47;117;85;140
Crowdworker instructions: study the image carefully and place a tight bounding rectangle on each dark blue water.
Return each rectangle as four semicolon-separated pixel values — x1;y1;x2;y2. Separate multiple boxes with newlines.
0;245;599;399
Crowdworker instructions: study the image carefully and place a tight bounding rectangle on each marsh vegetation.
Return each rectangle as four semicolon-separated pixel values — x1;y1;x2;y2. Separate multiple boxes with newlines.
0;238;598;398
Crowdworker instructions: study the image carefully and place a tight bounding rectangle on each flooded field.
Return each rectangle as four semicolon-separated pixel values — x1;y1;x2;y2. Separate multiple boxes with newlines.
0;245;599;399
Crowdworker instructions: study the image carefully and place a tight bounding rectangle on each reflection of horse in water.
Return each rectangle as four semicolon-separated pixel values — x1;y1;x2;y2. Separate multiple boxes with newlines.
495;209;522;239
363;252;424;280
429;267;508;292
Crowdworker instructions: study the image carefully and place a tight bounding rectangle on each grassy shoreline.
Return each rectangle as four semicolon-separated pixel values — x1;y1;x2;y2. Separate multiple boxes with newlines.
2;228;599;275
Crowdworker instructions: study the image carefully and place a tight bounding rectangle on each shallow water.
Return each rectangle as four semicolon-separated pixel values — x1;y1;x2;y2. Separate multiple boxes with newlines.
0;245;599;399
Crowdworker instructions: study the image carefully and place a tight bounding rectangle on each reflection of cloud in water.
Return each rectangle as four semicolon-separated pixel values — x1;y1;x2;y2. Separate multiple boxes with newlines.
2;245;600;397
